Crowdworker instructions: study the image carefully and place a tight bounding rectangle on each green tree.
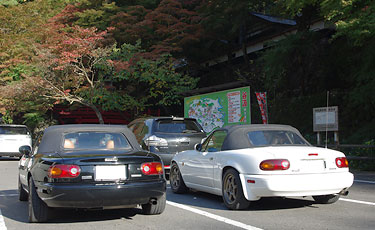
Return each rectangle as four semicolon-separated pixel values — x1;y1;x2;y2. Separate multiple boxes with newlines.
257;0;375;142
34;22;114;124
109;0;202;59
108;41;198;116
0;0;69;84
0;0;71;127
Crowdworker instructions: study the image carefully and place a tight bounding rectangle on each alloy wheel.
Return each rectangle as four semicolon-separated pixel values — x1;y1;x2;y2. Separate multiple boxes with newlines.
223;173;237;204
170;165;181;189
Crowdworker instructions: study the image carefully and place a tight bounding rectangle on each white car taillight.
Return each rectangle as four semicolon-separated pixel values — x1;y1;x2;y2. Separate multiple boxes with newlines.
144;135;168;146
260;159;290;170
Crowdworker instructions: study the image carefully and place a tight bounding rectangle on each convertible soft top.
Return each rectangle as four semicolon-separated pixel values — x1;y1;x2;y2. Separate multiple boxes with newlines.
37;124;142;153
220;124;309;151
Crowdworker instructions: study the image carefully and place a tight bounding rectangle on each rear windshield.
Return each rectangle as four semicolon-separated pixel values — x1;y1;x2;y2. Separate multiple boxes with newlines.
247;130;310;146
63;132;132;150
155;120;203;133
0;126;29;135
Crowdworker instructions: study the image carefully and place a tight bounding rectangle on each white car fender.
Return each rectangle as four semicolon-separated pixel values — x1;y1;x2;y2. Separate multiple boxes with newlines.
215;149;275;199
239;173;260;201
214;152;254;189
214;158;259;201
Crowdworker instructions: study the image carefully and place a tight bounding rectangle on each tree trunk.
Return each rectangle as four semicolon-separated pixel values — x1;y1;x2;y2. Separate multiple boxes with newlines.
88;104;104;124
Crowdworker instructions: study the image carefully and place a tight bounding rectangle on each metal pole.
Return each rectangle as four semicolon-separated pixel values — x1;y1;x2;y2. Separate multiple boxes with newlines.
325;91;329;148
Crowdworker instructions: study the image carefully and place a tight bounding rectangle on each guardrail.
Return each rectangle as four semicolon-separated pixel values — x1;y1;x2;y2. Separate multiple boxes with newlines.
316;144;375;160
315;144;375;170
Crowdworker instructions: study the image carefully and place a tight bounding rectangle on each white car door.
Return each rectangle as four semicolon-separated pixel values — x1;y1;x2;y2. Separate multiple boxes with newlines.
183;130;227;189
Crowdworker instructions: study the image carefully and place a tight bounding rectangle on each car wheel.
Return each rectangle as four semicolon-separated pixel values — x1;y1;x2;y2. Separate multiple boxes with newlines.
222;169;250;210
313;194;340;204
28;177;49;223
170;162;188;194
142;193;166;215
18;176;28;201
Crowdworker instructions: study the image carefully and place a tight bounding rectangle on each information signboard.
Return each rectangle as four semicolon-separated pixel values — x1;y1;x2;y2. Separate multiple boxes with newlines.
184;87;251;133
313;106;339;132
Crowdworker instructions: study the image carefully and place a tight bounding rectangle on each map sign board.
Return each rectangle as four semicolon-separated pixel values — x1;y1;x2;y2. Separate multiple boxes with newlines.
313;106;339;132
184;87;251;133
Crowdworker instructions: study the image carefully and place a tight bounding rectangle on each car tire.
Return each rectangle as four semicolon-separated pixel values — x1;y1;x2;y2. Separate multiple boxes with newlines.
313;194;340;204
222;169;250;210
18;176;28;201
142;193;166;215
28;177;49;223
170;162;188;194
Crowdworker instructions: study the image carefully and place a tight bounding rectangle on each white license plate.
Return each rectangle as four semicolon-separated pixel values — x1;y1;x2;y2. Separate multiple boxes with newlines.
300;160;325;172
95;165;126;181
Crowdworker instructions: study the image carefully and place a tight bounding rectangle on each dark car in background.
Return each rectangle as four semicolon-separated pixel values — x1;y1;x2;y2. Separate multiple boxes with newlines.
128;117;206;171
18;124;166;223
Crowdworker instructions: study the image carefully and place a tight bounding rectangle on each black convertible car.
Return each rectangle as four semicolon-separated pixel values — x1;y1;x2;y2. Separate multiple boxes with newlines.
18;124;166;223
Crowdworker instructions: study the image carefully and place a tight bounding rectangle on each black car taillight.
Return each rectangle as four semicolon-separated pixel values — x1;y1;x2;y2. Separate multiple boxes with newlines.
48;164;81;178
141;162;163;175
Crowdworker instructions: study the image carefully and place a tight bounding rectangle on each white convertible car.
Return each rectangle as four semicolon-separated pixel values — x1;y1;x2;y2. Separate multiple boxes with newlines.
170;124;354;210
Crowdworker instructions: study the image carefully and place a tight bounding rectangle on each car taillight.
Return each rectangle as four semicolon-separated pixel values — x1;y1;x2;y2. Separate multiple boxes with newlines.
260;159;290;170
335;157;349;168
141;162;163;175
48;165;81;178
144;135;168;146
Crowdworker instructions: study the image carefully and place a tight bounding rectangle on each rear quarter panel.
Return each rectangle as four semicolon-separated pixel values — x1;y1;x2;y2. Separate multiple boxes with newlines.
213;148;274;190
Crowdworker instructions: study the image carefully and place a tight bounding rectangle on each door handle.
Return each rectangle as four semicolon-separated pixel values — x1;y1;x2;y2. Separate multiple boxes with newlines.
209;157;213;160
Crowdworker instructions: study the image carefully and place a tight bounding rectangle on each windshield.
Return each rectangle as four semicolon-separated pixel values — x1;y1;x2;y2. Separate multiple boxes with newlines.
247;130;310;146
0;126;29;135
155;120;203;133
63;132;132;150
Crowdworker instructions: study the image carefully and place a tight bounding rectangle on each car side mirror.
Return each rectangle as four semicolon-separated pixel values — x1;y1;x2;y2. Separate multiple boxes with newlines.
19;145;32;156
195;143;202;151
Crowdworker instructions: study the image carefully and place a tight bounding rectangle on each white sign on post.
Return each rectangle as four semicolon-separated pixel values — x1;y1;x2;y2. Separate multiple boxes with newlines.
313;106;339;132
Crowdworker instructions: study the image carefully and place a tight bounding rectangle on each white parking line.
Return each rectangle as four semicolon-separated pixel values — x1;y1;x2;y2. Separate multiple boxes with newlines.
166;201;263;230
0;209;7;230
339;198;375;206
354;179;375;184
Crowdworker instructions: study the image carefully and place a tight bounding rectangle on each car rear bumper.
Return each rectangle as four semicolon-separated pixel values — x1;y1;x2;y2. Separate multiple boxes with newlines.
239;171;354;201
36;180;166;209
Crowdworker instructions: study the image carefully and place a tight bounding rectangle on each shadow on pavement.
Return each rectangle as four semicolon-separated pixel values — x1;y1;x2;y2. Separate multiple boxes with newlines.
0;157;19;162
166;185;316;211
0;189;147;224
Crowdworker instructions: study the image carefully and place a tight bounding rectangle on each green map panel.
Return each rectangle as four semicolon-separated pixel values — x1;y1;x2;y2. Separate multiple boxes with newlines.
184;87;251;132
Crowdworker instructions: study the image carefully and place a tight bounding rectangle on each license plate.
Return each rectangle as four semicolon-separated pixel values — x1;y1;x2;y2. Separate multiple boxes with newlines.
300;160;325;172
95;165;126;181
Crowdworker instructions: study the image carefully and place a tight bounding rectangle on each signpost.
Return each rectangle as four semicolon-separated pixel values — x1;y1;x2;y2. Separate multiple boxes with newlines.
184;87;251;133
313;106;339;145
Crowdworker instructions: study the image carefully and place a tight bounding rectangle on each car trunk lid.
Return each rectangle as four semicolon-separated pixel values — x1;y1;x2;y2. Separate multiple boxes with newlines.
258;146;346;174
48;150;162;183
